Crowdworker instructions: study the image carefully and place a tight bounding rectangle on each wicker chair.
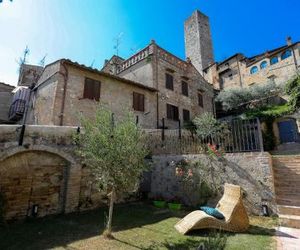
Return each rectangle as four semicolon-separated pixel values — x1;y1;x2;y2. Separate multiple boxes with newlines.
175;183;249;234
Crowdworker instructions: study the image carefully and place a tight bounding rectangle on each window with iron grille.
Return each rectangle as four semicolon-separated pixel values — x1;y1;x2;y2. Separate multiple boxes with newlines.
165;73;174;90
183;109;190;122
198;92;204;107
133;92;145;112
166;103;179;120
83;78;101;101
181;81;188;96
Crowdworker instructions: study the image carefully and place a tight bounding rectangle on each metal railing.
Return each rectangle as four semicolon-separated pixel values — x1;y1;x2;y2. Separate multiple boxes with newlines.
144;118;264;155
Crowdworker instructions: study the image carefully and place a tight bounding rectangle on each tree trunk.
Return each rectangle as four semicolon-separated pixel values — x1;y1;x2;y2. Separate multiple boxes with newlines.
106;187;115;237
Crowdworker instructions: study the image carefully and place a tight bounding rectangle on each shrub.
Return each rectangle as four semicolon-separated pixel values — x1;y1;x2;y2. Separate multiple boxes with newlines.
285;74;300;111
216;82;282;111
193;113;229;140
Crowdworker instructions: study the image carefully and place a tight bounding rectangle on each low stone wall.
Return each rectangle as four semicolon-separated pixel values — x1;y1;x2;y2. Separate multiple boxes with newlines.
0;125;138;220
149;152;276;215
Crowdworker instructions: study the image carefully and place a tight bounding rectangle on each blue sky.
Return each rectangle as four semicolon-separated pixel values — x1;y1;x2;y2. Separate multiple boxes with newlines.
0;0;299;86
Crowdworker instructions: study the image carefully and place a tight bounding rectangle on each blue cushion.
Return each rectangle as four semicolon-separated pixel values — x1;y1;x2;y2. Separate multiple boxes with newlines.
200;206;225;220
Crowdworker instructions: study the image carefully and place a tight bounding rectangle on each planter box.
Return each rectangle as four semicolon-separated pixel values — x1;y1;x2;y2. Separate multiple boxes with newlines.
168;203;182;210
153;200;166;208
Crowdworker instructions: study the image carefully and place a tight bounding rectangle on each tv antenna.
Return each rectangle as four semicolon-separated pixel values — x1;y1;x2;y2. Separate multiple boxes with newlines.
113;32;123;56
39;54;47;67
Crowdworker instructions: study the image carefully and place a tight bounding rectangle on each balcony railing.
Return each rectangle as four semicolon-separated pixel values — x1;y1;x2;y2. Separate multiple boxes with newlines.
9;99;26;121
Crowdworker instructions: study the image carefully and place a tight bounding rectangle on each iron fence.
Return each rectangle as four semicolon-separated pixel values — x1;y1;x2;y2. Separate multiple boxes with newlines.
144;118;263;155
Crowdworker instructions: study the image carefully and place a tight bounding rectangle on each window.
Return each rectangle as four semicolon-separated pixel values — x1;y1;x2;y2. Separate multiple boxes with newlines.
198;92;204;107
83;78;101;101
228;73;233;80
166;104;179;120
181;81;189;96
260;61;268;69
250;66;258;74
281;50;292;60
270;57;278;65
165;73;174;90
183;109;190;122
133;92;145;112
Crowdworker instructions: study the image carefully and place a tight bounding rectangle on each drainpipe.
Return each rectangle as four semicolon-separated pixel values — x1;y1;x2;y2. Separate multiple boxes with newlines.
58;60;69;126
18;83;35;146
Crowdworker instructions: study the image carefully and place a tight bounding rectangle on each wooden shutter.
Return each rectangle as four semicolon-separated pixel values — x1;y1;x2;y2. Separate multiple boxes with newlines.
83;78;94;99
183;109;190;121
133;92;144;111
139;94;145;112
173;106;179;120
84;78;101;101
165;73;174;90
167;104;178;120
182;81;188;96
133;92;139;110
94;80;100;101
166;104;172;119
198;93;203;107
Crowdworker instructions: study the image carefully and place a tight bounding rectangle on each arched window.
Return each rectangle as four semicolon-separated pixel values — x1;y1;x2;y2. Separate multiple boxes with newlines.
281;50;292;60
270;57;278;65
260;61;268;69
250;66;258;74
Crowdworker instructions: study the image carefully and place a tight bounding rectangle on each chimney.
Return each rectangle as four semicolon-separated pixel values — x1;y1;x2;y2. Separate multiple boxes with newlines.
286;36;292;46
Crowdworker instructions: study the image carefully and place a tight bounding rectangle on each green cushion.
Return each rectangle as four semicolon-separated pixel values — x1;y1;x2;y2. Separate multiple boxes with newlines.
200;206;225;220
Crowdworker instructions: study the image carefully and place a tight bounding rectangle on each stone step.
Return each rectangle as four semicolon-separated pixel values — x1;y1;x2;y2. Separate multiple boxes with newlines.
279;214;300;229
274;182;300;186
278;205;300;216
276;199;300;207
273;169;300;173
275;187;300;191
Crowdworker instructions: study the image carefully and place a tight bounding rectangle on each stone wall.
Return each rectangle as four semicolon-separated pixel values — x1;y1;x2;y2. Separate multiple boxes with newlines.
0;82;14;123
0;125;139;220
149;152;276;215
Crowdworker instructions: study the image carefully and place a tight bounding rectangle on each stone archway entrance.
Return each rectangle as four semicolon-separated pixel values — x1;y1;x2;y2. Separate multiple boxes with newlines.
0;150;70;220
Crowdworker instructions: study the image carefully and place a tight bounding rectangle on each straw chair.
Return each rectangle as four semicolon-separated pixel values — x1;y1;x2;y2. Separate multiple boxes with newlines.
175;183;249;234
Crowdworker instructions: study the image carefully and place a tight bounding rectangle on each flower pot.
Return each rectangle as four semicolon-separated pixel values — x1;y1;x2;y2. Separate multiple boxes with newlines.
153;200;166;208
168;203;182;210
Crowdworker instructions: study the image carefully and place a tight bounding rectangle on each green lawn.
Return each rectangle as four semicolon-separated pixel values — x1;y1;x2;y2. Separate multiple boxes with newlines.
0;203;277;250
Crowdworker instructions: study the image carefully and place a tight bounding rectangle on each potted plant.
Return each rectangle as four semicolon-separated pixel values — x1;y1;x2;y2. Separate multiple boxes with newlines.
167;196;182;210
152;195;166;208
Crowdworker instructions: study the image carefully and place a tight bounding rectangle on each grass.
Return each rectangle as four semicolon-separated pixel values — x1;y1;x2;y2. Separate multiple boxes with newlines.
0;203;278;250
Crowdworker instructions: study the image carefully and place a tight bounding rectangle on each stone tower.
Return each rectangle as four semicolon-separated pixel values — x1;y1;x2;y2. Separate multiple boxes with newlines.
184;10;214;75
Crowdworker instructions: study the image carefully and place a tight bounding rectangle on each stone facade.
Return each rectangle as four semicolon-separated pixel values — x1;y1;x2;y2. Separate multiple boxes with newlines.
202;40;300;90
0;82;14;123
184;10;214;75
28;60;157;128
103;41;215;128
149;153;276;215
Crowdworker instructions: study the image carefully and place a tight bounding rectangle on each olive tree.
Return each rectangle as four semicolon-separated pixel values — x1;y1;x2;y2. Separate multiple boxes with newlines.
75;107;148;238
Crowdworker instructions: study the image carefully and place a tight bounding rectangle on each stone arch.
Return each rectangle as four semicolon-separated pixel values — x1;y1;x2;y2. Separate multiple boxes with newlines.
0;146;81;220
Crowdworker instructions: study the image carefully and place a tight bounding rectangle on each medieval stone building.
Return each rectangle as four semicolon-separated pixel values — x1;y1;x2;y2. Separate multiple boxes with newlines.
102;40;214;128
184;11;300;90
27;59;158;128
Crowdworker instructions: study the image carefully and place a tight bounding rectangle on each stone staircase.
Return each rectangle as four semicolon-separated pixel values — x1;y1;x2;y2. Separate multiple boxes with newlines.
272;155;300;229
